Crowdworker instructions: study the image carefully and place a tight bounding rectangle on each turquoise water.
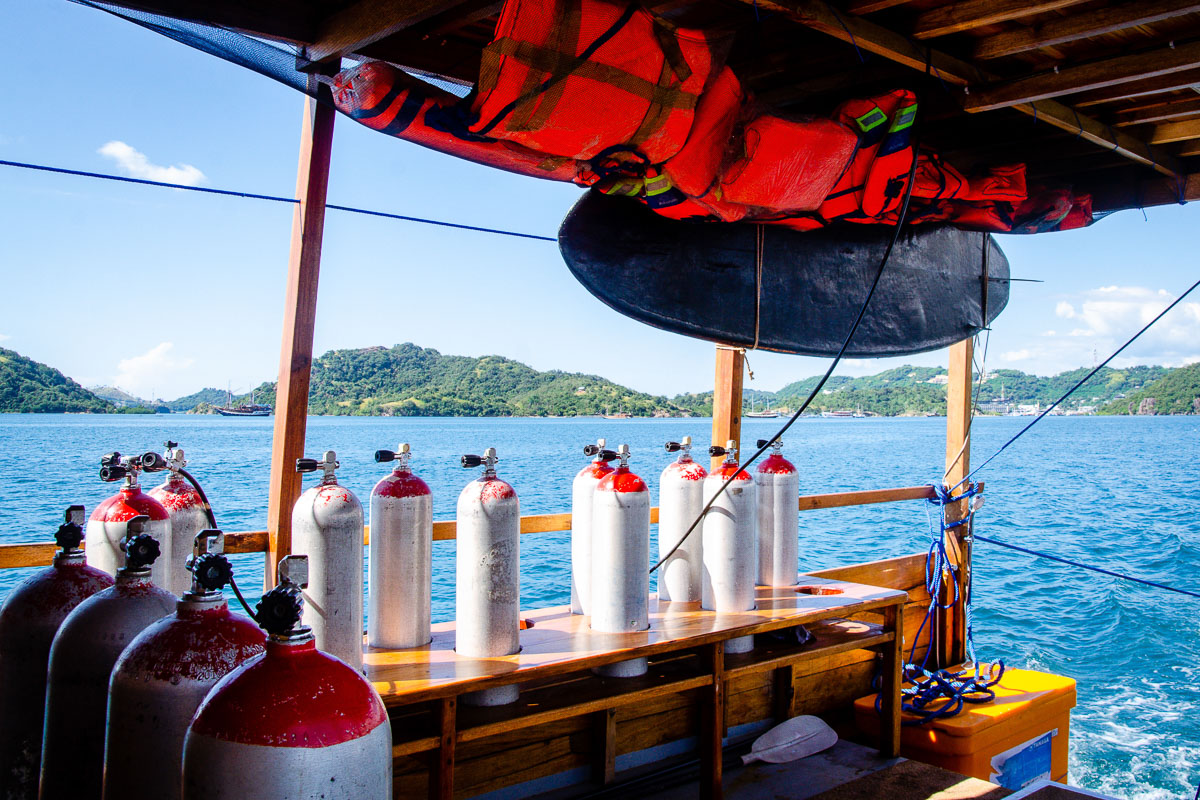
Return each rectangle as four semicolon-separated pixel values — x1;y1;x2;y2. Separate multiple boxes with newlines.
1;414;1197;799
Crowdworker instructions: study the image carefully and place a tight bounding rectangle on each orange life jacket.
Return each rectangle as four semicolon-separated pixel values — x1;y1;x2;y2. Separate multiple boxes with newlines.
469;0;722;163
660;66;745;198
966;164;1027;203
719;114;857;212
332;62;588;184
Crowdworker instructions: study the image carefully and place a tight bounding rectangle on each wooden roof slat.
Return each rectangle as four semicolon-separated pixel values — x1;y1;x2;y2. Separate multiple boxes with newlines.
748;0;1182;176
911;0;1093;41
963;40;1200;112
846;0;912;14
1149;116;1200;142
1114;97;1200;125
973;0;1200;60
1089;170;1200;211
306;0;473;61
1176;139;1200;154
1073;68;1200;106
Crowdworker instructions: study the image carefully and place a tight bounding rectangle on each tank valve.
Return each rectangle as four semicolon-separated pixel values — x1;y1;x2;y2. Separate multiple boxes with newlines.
709;440;738;461
296;451;339;484
158;441;187;473
186;530;230;594
256;555;309;636
461;447;498;475
123;517;161;569
583;441;619;462
54;505;86;552
665;435;693;455
99;451;142;484
756;438;783;453
139;451;169;472
375;443;411;470
615;443;631;468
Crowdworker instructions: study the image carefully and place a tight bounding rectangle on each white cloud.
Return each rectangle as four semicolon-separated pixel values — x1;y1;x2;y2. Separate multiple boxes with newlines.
112;342;194;398
98;141;205;186
1000;349;1033;362
0;333;10;342
1055;301;1076;319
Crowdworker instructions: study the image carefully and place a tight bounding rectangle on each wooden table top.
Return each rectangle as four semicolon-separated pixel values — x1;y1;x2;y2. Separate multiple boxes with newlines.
366;577;907;706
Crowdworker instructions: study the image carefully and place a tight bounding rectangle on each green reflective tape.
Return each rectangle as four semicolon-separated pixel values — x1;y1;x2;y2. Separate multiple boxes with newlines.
644;174;673;196
855;107;888;132
890;104;918;132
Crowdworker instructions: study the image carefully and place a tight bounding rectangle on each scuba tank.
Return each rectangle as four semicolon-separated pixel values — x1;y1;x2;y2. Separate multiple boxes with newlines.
146;441;214;597
701;441;758;655
571;439;615;615
590;444;651;678
40;517;175;800
182;556;392;799
456;448;521;706
86;451;172;589
755;438;799;587
103;530;265;800
657;436;707;602
292;451;365;671
0;506;112;799
369;444;433;649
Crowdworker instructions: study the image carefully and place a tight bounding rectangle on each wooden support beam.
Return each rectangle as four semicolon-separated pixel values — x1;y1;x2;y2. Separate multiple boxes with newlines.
1074;69;1200;107
879;604;903;757
306;0;472;61
939;338;973;668
772;666;795;722
265;85;335;590
592;708;617;785
1177;140;1200;156
1115;98;1200;126
700;642;726;800
431;696;455;800
1150;116;1200;143
964;41;1200;113
913;0;1091;41
711;346;744;471
744;0;1181;176
846;0;911;13
974;0;1200;60
1088;171;1200;211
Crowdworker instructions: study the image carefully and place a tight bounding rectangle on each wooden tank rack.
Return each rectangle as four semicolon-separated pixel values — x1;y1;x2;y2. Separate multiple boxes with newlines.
364;578;906;800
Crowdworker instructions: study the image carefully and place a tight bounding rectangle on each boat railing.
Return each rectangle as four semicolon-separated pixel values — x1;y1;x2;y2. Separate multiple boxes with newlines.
0;485;939;570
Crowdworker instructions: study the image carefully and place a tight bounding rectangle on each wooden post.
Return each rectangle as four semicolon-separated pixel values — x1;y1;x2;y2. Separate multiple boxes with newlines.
432;696;456;800
880;604;903;758
711;346;745;470
265;85;336;590
700;641;726;800
938;337;973;666
592;708;617;785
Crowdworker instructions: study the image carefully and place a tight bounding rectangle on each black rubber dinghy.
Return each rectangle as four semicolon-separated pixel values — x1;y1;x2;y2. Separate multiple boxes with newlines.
558;191;1009;357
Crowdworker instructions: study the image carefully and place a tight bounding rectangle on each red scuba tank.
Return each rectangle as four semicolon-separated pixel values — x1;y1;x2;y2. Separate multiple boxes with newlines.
182;556;392;799
87;451;172;590
145;442;211;597
0;506;112;798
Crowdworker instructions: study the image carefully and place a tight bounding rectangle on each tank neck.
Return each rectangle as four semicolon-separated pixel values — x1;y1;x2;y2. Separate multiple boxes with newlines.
115;568;153;584
53;550;87;567
177;592;228;613
267;632;318;652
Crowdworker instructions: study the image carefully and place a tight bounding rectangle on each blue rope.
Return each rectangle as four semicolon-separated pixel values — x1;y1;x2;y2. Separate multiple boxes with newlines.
974;535;1200;601
876;483;1005;725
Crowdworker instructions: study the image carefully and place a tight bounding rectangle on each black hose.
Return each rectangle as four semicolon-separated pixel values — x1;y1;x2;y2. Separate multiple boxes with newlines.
650;74;929;575
178;467;258;620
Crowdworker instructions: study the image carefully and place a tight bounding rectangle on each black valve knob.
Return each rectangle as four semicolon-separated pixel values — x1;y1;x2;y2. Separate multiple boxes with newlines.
256;585;304;635
582;444;600;457
757;439;770;449
100;464;128;482
375;449;395;463
100;452;122;468
461;454;483;468
665;441;682;452
598;449;618;462
124;533;161;569
709;445;728;457
190;552;234;592
164;440;178;450
55;517;84;551
140;452;168;471
295;458;319;473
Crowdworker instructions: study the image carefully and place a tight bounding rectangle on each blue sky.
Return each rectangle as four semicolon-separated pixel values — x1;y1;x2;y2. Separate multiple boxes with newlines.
3;1;1200;401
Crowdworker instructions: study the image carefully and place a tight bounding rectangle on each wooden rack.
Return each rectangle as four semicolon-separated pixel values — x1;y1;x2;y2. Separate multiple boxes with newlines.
364;578;906;800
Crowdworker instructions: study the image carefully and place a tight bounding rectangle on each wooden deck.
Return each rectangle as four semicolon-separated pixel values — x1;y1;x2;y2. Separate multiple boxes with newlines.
364;577;907;800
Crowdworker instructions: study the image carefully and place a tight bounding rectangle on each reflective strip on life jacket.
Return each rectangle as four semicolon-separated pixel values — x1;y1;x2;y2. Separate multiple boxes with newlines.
469;0;721;163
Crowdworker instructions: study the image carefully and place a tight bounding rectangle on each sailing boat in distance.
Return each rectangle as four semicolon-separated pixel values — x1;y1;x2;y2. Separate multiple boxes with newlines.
745;398;780;419
216;385;272;417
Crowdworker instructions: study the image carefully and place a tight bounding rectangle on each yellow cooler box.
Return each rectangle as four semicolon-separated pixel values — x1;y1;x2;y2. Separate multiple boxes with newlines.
854;666;1076;790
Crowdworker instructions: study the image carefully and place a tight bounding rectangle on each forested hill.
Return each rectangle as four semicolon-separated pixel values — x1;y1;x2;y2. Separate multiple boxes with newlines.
238;343;684;417
0;348;111;413
1099;362;1200;415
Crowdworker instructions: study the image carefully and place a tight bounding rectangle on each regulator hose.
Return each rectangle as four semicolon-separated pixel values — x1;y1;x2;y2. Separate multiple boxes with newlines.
177;466;258;620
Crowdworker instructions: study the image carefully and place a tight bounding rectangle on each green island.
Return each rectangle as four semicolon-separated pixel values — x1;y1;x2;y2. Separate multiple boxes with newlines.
2;343;1197;417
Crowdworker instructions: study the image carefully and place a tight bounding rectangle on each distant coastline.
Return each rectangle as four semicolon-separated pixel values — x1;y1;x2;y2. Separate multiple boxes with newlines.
3;344;1198;418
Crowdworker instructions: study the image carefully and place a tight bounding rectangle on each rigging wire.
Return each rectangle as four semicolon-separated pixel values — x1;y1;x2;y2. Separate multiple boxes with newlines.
650;71;930;575
0;158;558;243
953;272;1200;493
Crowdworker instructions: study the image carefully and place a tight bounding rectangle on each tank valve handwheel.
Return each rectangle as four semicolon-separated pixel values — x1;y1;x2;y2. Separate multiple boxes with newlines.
139;451;168;472
55;505;86;551
295;458;319;473
124;533;161;569
99;464;128;482
256;586;304;635
709;445;728;457
665;441;682;452
190;553;234;592
461;454;483;468
374;450;396;463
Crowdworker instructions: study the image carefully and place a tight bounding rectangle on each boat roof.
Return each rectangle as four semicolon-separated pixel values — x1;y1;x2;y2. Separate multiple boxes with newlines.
92;0;1200;215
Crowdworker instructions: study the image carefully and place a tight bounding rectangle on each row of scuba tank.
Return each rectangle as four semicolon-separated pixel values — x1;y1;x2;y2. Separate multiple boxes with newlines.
0;442;395;800
0;433;799;798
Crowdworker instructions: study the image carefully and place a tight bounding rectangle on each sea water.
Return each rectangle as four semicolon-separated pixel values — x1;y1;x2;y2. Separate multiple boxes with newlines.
0;413;1196;799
